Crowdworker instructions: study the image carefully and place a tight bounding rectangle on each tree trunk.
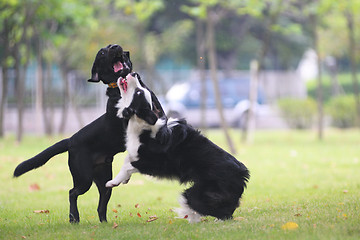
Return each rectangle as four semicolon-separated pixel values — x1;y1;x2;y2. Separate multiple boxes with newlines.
206;11;236;154
311;14;324;140
43;62;55;135
0;19;10;137
59;66;70;134
346;10;360;127
242;60;258;143
242;1;281;142
35;37;44;134
14;46;25;142
196;19;207;131
0;66;8;137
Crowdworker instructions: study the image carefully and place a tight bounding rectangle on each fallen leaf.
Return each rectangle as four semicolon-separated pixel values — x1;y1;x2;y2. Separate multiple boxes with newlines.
281;222;299;230
112;222;119;229
294;213;302;217
168;220;173;224
29;183;40;192
184;215;188;219
146;216;158;222
112;209;118;213
33;210;49;214
21;236;26;239
135;203;140;208
117;204;122;208
137;213;141;218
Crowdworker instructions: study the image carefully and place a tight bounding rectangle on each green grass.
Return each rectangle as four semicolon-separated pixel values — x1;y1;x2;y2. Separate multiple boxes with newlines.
1;130;360;239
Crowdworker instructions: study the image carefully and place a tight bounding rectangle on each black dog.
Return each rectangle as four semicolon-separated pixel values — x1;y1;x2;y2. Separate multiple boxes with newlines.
13;44;132;223
106;73;250;222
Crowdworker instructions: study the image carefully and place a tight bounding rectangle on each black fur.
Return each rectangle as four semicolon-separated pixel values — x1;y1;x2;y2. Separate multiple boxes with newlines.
120;75;250;221
14;44;132;223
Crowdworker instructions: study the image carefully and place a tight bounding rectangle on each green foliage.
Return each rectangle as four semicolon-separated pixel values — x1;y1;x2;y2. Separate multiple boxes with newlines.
277;98;317;129
326;95;356;128
307;73;357;103
115;0;164;23
1;130;360;239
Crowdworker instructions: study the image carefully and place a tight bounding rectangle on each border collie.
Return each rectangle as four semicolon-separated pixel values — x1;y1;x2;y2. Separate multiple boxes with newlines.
106;73;250;223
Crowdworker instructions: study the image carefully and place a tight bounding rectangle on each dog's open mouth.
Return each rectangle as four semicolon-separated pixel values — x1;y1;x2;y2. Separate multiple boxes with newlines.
119;77;128;93
113;61;123;73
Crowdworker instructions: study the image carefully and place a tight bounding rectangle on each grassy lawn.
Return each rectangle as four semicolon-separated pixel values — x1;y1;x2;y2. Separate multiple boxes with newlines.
0;129;359;239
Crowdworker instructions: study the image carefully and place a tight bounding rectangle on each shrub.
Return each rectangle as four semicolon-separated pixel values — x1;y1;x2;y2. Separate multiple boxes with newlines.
326;95;356;128
277;98;317;129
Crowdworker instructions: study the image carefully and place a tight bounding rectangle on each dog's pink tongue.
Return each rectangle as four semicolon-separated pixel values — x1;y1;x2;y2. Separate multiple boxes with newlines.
113;61;123;72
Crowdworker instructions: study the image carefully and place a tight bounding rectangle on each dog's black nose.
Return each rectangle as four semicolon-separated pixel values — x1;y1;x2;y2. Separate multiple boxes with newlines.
110;44;120;50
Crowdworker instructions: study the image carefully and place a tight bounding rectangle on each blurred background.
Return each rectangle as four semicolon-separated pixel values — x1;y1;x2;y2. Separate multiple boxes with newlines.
1;0;359;144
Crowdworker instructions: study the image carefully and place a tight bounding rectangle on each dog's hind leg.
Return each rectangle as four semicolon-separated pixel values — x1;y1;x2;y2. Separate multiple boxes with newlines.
185;184;237;221
94;160;113;222
68;151;93;223
174;194;202;223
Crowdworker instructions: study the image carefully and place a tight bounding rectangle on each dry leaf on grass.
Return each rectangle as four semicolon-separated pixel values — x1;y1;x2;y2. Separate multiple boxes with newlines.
29;183;40;192
33;210;49;214
135;203;140;208
137;213;141;217
146;216;158;222
113;222;119;229
281;222;299;230
112;209;118;213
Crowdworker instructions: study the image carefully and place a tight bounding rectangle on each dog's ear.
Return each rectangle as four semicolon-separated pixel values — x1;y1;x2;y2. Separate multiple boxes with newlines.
88;73;99;82
142;110;158;125
87;63;100;83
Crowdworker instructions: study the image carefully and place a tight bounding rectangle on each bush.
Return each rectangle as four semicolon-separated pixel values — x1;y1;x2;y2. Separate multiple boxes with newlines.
277;98;317;129
326;95;356;128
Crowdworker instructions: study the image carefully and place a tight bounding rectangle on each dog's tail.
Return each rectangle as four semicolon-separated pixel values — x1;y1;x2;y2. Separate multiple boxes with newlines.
13;138;70;177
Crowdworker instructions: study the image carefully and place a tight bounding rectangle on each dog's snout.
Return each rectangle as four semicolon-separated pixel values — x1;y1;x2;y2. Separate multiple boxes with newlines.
110;45;119;50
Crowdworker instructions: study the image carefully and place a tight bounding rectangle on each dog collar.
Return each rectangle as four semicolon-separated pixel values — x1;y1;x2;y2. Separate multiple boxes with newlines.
108;82;118;88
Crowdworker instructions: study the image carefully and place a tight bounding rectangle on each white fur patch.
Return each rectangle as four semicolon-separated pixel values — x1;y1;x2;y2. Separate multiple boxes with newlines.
174;195;202;223
110;73;166;188
167;117;180;129
106;154;138;187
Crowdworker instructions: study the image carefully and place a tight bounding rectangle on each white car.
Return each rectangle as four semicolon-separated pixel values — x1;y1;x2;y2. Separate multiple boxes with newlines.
165;78;267;128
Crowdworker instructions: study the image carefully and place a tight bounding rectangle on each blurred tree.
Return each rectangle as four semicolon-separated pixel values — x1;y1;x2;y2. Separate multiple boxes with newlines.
0;0;40;141
318;1;360;127
342;1;360;127
114;0;164;90
235;0;298;142
182;0;237;154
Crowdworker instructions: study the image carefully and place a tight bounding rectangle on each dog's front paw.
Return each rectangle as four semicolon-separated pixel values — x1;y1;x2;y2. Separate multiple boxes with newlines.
106;180;120;188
